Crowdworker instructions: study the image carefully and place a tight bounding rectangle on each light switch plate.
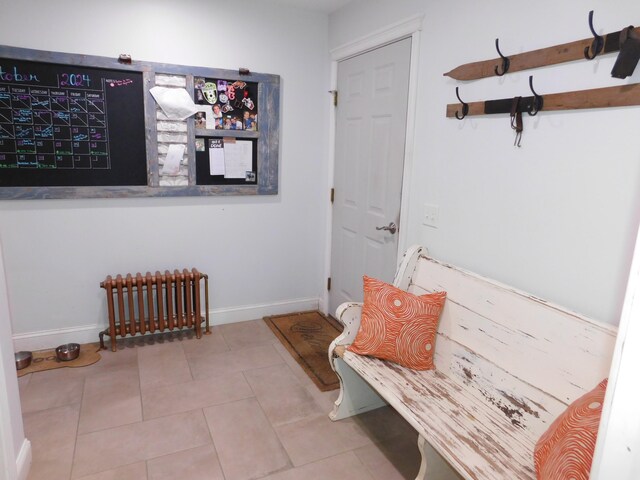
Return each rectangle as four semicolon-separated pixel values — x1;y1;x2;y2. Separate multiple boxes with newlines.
423;203;440;228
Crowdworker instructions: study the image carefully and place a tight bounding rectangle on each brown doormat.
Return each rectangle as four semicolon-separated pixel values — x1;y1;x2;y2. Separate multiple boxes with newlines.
17;343;102;377
264;311;343;391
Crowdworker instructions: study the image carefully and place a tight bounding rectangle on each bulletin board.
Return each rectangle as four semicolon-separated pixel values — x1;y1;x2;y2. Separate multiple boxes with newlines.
0;45;280;199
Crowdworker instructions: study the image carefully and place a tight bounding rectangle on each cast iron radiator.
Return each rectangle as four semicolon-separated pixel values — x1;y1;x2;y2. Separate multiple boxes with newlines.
99;269;209;351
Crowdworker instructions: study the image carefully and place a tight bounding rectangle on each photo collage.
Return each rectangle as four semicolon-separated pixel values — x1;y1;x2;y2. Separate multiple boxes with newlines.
194;77;258;132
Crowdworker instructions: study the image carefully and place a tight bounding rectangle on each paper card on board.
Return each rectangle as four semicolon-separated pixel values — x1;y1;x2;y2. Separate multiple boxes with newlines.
150;86;198;120
160;144;185;176
223;139;252;178
209;139;225;176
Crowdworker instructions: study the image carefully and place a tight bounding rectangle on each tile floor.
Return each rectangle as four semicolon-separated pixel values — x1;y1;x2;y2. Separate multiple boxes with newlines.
18;319;421;480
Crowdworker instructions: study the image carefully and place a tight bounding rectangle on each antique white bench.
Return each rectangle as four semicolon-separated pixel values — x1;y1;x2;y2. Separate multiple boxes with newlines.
328;245;617;479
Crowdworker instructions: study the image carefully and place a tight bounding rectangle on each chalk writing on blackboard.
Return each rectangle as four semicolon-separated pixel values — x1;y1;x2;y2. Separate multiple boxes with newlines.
0;70;112;170
0;58;147;187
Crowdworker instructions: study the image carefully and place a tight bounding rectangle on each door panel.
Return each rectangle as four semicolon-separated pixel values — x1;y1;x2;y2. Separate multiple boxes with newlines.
330;37;412;314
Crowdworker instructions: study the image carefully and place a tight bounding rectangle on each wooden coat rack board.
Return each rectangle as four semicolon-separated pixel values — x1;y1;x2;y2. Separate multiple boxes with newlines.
446;81;640;118
445;11;640;124
445;11;640;81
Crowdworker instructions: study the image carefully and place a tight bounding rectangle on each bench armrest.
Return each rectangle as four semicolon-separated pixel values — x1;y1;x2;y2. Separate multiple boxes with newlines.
334;302;363;346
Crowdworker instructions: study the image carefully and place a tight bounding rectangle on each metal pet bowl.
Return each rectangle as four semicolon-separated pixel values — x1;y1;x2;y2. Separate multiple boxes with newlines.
55;343;80;362
15;351;32;370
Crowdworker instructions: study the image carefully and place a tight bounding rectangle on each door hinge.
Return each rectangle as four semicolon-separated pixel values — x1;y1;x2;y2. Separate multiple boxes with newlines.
327;277;332;291
329;90;338;107
330;188;335;204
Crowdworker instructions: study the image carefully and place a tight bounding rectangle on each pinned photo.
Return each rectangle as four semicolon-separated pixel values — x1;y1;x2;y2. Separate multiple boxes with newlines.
195;138;205;152
194;111;206;129
245;171;256;182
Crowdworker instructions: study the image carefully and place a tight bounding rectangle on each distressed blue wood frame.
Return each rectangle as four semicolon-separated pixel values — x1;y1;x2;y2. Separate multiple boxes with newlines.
0;45;280;199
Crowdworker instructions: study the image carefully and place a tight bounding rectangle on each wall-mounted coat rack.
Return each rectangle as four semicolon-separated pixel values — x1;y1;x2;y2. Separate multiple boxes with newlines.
444;11;640;81
446;81;640;118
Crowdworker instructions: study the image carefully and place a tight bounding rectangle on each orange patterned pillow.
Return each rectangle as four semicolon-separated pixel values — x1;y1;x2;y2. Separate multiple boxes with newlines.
347;276;446;370
534;379;608;480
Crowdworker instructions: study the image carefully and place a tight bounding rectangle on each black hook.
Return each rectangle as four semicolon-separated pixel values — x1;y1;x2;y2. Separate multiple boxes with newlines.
527;76;543;116
494;38;511;76
584;10;604;60
455;87;469;120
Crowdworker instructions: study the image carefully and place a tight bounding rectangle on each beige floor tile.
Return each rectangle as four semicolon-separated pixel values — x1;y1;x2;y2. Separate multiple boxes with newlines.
188;344;284;380
204;397;290;480
78;368;142;434
27;442;75;480
244;364;319;426
275;414;372;466
181;326;229;358
271;341;317;389
147;444;224;480
305;384;340;415
259;451;375;480
218;319;277;350
142;372;253;420
72;410;211;478
271;340;341;413
354;433;421;480
20;369;85;414
24;404;80;480
81;345;139;378
137;341;192;391
74;462;147;480
17;373;31;391
23;403;80;449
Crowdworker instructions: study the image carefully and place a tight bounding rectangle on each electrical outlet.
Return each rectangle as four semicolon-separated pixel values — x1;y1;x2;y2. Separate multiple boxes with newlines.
423;203;440;228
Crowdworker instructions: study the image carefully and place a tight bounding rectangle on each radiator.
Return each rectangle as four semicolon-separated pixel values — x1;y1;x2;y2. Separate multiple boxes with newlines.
99;268;209;351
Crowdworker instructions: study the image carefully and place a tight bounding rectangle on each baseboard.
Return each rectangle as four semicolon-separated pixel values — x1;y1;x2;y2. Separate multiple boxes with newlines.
12;324;103;352
12;297;320;350
208;297;319;325
16;439;31;480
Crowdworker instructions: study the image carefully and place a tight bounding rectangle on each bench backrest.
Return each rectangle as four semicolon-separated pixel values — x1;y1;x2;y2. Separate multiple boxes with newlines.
395;245;618;440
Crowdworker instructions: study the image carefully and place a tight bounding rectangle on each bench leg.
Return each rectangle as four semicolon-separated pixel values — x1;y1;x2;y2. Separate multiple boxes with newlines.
416;435;429;480
329;356;387;421
416;434;465;480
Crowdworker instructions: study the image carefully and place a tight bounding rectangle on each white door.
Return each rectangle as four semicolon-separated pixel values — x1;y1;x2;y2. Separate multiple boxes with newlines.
329;37;412;315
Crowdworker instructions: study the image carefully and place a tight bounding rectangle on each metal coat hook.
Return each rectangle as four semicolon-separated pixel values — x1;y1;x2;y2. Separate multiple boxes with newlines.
510;96;523;147
494;38;511;76
584;10;604;60
455;87;469;120
527;76;544;116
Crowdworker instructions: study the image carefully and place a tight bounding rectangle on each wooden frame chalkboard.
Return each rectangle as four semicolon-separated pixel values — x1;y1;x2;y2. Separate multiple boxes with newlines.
0;45;280;199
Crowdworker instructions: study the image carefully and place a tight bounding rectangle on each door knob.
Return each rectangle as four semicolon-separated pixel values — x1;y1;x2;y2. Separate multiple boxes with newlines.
376;222;397;235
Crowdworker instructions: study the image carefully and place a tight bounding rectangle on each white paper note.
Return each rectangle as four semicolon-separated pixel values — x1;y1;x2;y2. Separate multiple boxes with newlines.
209;139;225;176
150;86;198;120
224;140;253;178
161;144;185;176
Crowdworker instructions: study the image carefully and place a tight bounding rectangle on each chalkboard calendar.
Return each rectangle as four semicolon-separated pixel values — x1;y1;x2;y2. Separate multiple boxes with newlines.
0;58;147;187
0;45;280;199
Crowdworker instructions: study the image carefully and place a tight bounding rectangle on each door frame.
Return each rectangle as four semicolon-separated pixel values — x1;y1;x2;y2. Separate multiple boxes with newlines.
322;14;424;315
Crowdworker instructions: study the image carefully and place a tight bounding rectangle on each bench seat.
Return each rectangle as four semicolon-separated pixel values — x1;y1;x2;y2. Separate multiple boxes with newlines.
337;345;535;479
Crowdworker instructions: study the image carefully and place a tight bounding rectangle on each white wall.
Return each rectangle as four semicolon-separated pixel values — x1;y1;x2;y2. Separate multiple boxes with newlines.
0;0;331;346
330;0;640;325
0;239;30;480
